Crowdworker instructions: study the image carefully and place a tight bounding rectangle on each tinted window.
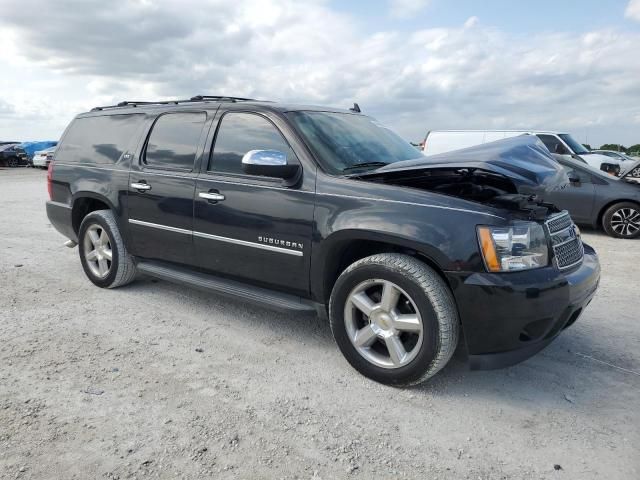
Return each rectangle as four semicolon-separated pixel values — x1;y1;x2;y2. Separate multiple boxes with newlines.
57;114;145;165
210;113;293;175
287;111;422;174
537;134;568;155
145;112;206;170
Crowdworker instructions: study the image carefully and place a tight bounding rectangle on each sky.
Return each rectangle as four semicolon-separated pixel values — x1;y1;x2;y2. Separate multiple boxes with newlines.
1;0;639;147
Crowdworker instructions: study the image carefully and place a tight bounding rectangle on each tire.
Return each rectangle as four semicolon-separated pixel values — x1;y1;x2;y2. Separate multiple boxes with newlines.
78;210;137;288
8;157;18;167
329;253;459;386
602;202;640;239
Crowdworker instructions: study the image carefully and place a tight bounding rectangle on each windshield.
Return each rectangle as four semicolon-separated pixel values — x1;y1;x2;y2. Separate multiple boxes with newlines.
558;134;589;154
287;111;423;174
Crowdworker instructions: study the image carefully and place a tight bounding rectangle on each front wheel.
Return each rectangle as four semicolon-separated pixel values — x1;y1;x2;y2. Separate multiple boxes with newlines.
602;202;640;238
329;254;459;386
78;210;137;288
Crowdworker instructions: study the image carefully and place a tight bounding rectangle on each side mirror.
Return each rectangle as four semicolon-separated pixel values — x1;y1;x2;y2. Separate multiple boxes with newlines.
241;150;300;179
554;144;569;155
600;163;621;176
567;171;581;184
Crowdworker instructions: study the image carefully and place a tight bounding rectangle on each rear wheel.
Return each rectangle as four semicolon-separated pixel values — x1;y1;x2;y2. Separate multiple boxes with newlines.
602;202;640;239
78;210;137;288
329;253;459;386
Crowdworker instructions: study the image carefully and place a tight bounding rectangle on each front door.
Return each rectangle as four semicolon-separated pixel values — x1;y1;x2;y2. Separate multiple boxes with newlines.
193;110;315;296
546;162;596;224
127;111;208;266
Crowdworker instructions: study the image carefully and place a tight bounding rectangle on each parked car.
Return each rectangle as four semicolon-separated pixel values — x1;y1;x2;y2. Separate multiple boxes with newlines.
20;141;58;163
32;146;56;169
46;96;599;386
421;130;634;172
0;143;29;167
592;150;640;178
546;156;640;238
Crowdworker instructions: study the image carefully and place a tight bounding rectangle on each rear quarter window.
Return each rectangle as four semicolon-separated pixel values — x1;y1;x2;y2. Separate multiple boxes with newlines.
56;114;145;165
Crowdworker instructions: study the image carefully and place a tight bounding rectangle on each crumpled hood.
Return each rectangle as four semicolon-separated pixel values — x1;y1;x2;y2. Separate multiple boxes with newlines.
371;135;569;196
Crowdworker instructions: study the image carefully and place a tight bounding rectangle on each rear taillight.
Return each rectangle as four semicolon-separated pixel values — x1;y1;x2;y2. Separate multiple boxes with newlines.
47;161;54;200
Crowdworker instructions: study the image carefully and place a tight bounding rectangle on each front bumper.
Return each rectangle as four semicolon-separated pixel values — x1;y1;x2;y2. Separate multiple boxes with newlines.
446;244;600;370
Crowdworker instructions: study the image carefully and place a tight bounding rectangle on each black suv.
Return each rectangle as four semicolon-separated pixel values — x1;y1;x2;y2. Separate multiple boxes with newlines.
46;96;600;386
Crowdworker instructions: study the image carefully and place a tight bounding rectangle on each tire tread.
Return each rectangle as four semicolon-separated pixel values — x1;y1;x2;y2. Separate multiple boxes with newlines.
330;253;459;386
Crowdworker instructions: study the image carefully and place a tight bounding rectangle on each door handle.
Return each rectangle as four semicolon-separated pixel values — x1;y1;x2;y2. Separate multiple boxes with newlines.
199;192;225;202
131;182;151;191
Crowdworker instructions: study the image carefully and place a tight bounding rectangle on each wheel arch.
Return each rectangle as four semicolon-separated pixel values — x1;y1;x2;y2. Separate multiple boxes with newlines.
314;229;451;304
71;192;117;236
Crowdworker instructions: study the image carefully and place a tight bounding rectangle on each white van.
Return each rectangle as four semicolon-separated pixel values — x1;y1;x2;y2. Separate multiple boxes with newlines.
421;130;634;172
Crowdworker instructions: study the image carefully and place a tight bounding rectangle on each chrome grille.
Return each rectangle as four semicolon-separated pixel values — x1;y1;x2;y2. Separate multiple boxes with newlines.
546;211;584;270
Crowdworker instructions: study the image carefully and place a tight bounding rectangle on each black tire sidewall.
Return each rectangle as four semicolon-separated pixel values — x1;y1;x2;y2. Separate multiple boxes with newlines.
603;202;640;239
78;212;120;288
330;263;441;386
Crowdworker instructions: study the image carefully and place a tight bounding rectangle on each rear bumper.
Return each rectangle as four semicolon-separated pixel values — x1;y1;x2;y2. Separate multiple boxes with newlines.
46;201;77;242
446;244;600;370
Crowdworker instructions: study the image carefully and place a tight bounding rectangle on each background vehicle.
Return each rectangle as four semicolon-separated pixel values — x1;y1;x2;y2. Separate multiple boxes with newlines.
547;156;640;238
0;143;28;167
421;130;631;172
32;146;56;169
20;141;58;163
46;97;599;386
593;150;640;177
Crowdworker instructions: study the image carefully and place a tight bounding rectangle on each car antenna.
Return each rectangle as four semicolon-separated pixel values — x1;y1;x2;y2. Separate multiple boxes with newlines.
349;103;361;113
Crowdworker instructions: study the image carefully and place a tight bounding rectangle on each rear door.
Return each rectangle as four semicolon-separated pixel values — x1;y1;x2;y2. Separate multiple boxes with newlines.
127;111;209;266
192;109;315;296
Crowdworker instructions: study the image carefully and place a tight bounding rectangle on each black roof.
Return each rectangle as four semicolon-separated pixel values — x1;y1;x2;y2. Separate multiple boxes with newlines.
84;95;357;116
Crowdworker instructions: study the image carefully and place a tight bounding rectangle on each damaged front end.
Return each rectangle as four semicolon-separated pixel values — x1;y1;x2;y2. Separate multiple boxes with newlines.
354;135;569;219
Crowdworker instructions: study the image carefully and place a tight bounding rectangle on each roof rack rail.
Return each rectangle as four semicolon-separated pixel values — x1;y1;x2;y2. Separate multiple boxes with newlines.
91;95;257;112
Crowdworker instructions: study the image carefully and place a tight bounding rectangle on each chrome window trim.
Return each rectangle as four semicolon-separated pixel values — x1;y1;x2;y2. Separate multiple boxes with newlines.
128;218;303;257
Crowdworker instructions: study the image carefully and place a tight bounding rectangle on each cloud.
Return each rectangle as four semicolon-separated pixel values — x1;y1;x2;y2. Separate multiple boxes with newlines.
0;1;639;146
625;0;640;21
389;0;432;18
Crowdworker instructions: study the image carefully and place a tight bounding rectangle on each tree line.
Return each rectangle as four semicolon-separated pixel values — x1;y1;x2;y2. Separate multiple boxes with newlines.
585;143;640;154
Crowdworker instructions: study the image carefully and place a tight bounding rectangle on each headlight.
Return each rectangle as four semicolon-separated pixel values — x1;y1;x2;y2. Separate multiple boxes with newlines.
477;222;549;272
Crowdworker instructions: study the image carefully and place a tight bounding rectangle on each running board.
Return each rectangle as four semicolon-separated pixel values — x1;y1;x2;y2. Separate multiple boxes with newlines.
136;260;317;313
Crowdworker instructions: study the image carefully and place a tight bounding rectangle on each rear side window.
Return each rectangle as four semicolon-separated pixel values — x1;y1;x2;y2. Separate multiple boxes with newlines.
57;114;145;165
144;112;206;170
209;112;294;175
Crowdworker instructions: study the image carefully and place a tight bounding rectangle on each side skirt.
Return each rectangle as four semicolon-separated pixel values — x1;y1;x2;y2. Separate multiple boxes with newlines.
136;260;318;313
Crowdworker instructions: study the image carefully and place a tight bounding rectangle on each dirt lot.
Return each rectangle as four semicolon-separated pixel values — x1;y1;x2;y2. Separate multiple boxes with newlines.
1;167;639;479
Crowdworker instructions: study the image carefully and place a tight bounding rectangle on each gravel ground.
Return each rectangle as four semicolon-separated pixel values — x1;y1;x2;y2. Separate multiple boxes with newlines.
1;167;639;480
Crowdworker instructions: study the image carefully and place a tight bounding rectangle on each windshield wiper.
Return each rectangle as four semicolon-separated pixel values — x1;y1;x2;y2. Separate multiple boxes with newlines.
342;161;389;173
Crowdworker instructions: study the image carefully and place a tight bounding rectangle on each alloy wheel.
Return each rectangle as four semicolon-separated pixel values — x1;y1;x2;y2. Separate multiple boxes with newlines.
83;224;113;278
344;279;424;369
610;207;640;237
